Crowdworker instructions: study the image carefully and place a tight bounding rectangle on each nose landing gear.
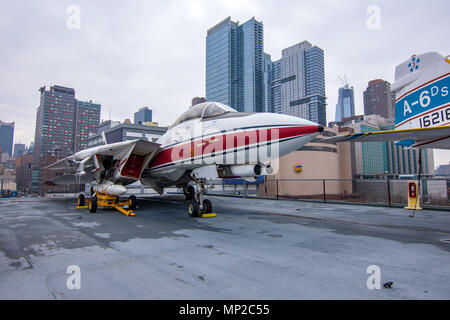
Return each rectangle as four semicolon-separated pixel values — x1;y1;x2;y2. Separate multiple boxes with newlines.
187;179;216;218
188;199;213;217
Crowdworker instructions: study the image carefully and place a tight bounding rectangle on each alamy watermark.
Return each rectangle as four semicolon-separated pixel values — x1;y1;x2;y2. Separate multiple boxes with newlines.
67;5;81;30
366;265;381;290
366;5;381;30
168;122;281;173
66;265;81;290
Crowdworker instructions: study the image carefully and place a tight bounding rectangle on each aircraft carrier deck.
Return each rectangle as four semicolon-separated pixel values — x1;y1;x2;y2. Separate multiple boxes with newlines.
0;195;449;299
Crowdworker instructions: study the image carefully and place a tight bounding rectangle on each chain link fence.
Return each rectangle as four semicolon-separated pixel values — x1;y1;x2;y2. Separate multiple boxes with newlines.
205;178;450;210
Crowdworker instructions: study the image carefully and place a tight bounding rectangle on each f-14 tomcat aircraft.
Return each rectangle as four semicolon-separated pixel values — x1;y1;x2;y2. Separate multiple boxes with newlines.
46;102;323;217
323;52;450;148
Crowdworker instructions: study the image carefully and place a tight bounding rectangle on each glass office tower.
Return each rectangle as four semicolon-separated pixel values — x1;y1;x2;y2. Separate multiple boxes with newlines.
266;41;327;126
0;120;14;157
335;85;355;122
278;41;327;126
206;17;264;112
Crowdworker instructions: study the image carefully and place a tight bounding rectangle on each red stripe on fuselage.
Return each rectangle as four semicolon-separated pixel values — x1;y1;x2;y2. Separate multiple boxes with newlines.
149;125;319;169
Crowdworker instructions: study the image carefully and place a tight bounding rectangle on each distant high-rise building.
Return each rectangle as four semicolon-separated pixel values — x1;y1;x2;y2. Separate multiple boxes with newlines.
206;18;326;124
15;153;33;193
192;97;206;106
74;100;101;152
271;60;282;114
32;85;101;194
263;53;273;113
206;17;264;112
363;79;395;120
0;120;14;157
335;85;355;122
13;143;26;158
34;86;76;162
269;41;327;126
134;107;153;125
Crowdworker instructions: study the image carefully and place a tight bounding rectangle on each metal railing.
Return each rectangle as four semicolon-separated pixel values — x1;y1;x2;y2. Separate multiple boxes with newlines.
205;178;450;210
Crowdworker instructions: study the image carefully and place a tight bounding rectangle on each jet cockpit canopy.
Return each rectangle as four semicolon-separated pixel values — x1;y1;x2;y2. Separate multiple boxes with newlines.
171;102;237;128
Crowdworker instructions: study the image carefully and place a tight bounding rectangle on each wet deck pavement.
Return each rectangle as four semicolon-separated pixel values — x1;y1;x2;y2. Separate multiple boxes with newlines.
0;195;449;299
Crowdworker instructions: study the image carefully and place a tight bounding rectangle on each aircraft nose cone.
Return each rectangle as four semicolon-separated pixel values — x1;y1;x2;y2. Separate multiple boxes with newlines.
318;125;324;132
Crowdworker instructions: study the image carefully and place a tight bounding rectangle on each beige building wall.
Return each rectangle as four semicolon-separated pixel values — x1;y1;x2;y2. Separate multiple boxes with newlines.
260;126;353;198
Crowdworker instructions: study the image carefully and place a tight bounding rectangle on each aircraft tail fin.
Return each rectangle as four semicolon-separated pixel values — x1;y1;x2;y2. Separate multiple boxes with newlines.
392;52;450;130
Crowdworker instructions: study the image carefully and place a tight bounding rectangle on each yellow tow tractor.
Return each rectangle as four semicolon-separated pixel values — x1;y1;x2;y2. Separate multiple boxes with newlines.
76;193;137;216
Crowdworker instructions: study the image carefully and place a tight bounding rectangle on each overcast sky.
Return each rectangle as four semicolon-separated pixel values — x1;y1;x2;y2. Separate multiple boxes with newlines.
1;0;449;167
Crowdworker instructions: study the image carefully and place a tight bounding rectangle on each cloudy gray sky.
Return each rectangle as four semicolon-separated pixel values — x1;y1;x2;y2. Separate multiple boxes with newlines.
1;0;449;167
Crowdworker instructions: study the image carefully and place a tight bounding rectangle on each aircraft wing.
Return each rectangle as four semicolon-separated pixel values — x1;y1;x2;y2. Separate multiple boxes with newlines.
44;155;79;170
44;173;95;186
320;125;450;149
44;139;161;185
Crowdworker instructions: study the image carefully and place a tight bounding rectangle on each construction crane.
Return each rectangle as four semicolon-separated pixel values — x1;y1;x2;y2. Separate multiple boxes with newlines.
338;75;349;88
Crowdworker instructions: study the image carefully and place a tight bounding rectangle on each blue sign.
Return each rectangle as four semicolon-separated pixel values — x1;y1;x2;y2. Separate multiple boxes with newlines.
395;74;449;127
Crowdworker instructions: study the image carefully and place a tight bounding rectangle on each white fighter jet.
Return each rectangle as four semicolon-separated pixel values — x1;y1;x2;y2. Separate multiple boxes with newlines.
45;102;323;216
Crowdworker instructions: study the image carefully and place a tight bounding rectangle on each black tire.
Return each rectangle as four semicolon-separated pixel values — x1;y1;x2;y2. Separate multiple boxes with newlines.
202;199;213;214
185;185;195;201
89;195;97;213
78;194;85;206
129;195;137;211
188;201;199;218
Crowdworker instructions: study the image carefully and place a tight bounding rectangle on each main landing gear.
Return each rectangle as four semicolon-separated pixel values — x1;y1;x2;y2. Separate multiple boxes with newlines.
76;193;137;216
186;179;215;218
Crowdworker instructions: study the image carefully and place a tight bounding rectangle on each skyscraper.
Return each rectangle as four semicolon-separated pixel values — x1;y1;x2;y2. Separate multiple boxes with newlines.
74;100;101;152
269;41;327;126
32;85;101;194
34;86;76;161
206;18;326;125
271;60;282;114
263;53;273;113
134;107;153;125
363;79;395;120
206;17;264;112
0;121;14;157
13;143;26;158
335;84;355;122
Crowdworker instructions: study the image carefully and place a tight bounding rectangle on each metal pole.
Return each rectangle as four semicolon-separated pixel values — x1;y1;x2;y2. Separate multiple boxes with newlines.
276;179;279;200
323;179;326;203
410;150;423;218
387;177;391;207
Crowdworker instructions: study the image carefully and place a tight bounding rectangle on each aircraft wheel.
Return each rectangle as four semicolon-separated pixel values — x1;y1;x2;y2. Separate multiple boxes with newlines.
185;185;195;201
129;195;137;211
78;194;85;206
202;199;212;214
188;201;199;218
89;195;97;213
